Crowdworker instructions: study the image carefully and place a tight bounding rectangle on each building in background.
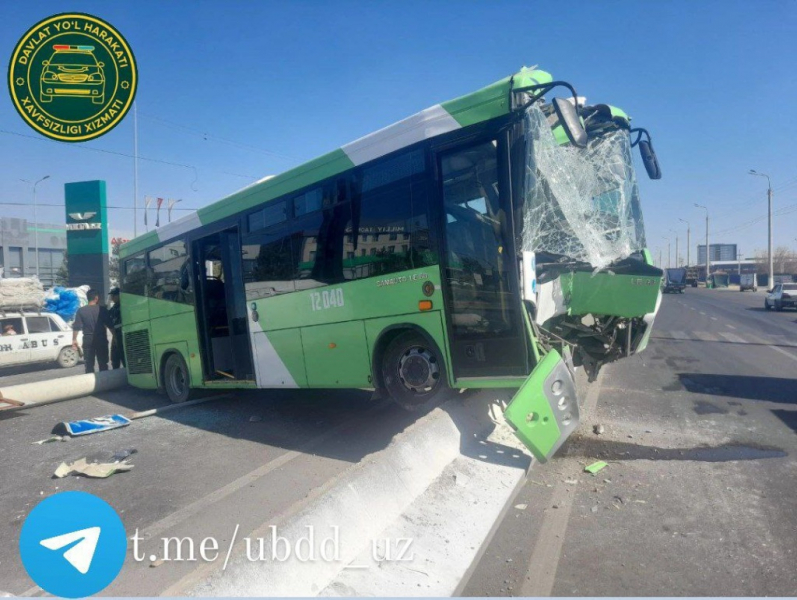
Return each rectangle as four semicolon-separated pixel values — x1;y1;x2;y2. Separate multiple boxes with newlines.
698;243;737;264
0;217;66;287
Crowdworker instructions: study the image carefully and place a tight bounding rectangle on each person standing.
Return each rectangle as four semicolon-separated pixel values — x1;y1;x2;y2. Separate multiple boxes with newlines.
72;289;112;373
108;287;125;369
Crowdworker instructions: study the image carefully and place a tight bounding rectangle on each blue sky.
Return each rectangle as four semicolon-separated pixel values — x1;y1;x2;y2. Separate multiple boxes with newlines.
2;1;795;263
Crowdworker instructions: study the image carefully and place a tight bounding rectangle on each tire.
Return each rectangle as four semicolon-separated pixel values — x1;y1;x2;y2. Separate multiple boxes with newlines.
381;331;448;412
56;346;79;368
775;300;784;312
163;352;192;403
765;300;771;310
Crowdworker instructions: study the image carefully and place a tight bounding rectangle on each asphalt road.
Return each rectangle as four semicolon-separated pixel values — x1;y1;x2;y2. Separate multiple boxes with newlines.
0;384;424;596
464;287;797;596
0;362;84;387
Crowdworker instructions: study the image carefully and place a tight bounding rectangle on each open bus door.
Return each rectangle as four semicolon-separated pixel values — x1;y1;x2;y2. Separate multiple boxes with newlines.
193;228;255;382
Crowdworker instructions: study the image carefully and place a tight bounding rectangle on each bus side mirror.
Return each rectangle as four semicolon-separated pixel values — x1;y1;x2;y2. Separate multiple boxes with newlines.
552;98;587;148
639;140;662;180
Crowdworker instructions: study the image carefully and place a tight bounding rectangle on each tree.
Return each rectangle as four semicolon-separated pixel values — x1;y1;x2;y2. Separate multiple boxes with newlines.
753;246;797;276
55;251;68;286
109;238;123;284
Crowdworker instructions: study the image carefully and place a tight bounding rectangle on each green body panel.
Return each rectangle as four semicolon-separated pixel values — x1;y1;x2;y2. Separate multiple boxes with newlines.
504;349;576;463
302;321;371;387
262;328;308;386
565;271;662;318
454;377;527;389
642;248;654;265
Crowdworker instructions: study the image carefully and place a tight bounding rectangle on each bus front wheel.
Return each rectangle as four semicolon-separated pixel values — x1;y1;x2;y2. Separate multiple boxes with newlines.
381;331;448;412
164;353;192;403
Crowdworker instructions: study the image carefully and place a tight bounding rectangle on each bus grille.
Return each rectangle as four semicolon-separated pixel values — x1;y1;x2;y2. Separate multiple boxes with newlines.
125;329;153;375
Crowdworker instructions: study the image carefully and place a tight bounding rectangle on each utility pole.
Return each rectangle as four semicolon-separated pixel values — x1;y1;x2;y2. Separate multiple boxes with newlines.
670;229;679;267
738;246;742;276
695;204;709;283
679;218;690;266
663;236;671;269
21;175;50;279
750;170;773;286
134;101;139;237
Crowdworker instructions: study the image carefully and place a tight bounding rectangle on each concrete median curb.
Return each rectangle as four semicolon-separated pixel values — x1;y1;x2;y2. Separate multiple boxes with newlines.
173;391;532;597
0;369;128;410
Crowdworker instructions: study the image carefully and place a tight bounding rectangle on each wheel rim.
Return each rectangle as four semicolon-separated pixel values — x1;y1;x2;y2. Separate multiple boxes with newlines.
398;346;440;394
61;348;78;366
169;362;187;397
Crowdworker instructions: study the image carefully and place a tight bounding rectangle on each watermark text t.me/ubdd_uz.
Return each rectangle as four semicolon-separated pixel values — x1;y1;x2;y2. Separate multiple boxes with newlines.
131;525;414;569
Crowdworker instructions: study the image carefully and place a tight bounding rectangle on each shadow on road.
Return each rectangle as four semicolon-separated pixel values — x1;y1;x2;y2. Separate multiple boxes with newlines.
564;435;787;462
677;373;797;404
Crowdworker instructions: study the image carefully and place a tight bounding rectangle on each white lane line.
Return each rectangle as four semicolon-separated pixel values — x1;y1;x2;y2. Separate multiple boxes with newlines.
520;371;604;596
710;316;718;321
693;331;720;342
769;345;797;362
718;332;747;344
726;324;736;330
699;311;706;315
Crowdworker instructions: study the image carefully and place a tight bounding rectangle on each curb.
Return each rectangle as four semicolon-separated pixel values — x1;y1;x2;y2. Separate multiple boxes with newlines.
0;369;128;410
172;390;531;597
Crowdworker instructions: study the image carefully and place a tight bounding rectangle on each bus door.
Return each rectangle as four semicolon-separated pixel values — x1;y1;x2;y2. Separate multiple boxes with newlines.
193;228;254;381
437;140;528;379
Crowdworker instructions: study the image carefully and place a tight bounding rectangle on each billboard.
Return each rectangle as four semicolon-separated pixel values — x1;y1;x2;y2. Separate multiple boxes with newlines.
64;180;109;299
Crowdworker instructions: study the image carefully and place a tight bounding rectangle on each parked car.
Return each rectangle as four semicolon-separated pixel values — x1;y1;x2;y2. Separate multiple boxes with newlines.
0;311;82;368
764;283;797;311
740;273;758;292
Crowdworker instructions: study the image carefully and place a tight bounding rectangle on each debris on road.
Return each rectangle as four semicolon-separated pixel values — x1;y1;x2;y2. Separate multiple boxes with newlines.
514;503;528;510
33;435;67;444
52;414;131;437
593;424;605;435
584;461;609;474
54;457;134;479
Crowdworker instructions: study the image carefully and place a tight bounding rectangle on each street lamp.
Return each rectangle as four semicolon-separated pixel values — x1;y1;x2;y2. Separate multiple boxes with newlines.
662;236;671;269
749;169;773;286
679;218;691;266
695;203;709;283
669;229;679;267
20;175;50;278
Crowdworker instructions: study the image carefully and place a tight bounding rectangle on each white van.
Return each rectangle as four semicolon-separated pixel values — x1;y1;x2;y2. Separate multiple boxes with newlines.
0;311;82;368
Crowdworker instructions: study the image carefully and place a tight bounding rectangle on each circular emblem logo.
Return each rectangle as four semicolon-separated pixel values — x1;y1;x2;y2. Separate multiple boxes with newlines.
19;491;127;597
8;13;137;142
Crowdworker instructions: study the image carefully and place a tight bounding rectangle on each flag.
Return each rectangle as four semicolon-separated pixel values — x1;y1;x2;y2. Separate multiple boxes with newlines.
155;197;164;227
144;196;153;229
168;198;182;223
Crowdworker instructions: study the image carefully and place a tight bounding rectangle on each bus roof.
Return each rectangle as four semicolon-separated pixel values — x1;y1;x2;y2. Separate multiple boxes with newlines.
120;66;553;258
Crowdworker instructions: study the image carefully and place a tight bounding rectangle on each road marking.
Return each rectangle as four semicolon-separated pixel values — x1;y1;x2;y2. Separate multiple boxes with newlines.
710;316;718;321
689;307;697;311
693;331;720;342
519;371;604;596
769;345;797;362
670;331;690;340
699;311;706;315
726;324;736;330
718;332;747;344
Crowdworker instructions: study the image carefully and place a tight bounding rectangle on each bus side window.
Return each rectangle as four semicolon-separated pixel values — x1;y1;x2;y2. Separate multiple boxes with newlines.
147;241;192;304
122;253;147;296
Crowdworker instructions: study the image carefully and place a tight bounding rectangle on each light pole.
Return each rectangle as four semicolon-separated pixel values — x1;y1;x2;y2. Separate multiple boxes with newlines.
695;203;709;283
20;175;50;278
663;236;671;269
749;170;773;286
679;218;691;266
669;229;679;267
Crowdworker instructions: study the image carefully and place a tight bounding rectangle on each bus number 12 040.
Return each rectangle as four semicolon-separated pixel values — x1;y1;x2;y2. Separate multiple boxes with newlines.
310;288;345;311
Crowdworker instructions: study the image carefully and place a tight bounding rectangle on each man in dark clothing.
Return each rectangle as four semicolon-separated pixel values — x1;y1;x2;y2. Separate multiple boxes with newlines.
108;287;125;369
72;289;113;373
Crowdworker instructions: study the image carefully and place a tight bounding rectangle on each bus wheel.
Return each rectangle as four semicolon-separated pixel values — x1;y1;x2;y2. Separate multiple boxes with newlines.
381;331;447;411
56;346;79;368
164;353;192;403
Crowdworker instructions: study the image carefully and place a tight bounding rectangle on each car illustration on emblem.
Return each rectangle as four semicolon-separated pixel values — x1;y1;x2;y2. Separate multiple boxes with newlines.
40;45;105;105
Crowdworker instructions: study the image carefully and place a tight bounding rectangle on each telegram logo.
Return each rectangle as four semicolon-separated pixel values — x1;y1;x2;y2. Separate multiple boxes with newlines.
19;491;126;597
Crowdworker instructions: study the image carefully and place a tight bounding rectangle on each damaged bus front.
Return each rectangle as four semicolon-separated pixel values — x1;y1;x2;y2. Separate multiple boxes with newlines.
516;96;663;382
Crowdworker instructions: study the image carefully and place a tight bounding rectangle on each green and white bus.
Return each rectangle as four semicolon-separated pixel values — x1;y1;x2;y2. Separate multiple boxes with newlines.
119;67;662;462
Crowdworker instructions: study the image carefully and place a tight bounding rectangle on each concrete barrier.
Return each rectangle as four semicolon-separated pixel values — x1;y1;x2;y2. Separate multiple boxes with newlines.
170;391;532;597
0;369;128;409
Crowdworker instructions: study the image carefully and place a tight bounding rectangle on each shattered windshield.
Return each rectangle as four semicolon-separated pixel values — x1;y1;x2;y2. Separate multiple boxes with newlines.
520;103;646;270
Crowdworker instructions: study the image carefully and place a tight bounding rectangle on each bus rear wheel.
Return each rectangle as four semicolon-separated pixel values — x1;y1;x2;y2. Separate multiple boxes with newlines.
381;331;448;412
164;353;192;403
